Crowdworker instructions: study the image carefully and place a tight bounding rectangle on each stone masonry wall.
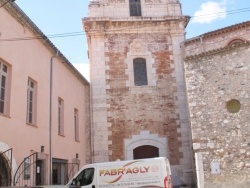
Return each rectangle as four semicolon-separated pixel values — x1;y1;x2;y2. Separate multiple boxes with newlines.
88;0;182;18
84;0;194;184
105;32;183;164
184;22;250;57
184;43;250;187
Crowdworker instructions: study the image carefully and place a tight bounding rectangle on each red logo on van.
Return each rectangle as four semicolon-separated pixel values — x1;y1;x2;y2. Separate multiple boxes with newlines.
164;175;173;188
99;160;151;183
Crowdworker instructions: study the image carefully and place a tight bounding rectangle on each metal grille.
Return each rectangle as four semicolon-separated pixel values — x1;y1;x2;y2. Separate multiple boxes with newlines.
67;163;79;183
129;0;142;16
13;152;37;187
133;58;148;86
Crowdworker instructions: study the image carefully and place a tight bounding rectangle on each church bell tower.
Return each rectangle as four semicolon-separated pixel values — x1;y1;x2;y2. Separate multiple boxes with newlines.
83;0;193;186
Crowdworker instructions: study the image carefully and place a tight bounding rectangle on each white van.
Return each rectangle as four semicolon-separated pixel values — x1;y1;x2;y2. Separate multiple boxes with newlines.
68;157;172;188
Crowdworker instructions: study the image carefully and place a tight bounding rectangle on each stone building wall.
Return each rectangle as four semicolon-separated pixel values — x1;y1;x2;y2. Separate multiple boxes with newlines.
105;32;181;163
184;22;250;188
84;20;194;186
184;21;250;57
88;0;181;18
84;0;194;186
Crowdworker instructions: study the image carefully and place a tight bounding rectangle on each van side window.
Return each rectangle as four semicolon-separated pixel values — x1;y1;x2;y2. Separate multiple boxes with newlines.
73;168;94;186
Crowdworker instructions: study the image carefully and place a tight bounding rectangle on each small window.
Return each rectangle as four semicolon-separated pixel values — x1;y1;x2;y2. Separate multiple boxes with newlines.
227;39;245;47
133;58;148;86
74;108;79;142
23;157;31;180
26;78;37;125
0;61;10;115
129;0;142;16
58;98;64;136
71;168;94;186
226;99;241;113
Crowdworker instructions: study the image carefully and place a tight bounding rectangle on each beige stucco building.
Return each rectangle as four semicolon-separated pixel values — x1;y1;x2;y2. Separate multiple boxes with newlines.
0;1;90;186
184;21;250;188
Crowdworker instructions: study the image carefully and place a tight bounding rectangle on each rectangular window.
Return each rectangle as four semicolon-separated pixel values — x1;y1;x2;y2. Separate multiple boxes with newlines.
74;108;79;142
26;78;37;125
58;98;64;136
133;58;148;86
0;62;9;115
23;157;31;180
129;0;142;16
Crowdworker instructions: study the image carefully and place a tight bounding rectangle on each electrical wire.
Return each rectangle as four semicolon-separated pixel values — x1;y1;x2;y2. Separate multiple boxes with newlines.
0;6;249;42
0;31;85;41
191;7;250;21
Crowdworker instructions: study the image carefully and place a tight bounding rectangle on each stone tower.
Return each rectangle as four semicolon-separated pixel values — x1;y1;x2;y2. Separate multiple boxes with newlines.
83;0;193;186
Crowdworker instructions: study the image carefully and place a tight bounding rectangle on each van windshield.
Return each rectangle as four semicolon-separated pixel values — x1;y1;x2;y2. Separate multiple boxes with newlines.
71;168;94;186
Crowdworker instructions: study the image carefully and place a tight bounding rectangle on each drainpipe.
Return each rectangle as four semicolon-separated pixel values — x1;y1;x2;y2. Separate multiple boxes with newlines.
200;35;205;53
49;51;58;185
195;152;205;188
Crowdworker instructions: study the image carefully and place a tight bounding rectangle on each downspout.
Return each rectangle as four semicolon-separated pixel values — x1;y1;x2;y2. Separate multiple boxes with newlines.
195;152;205;188
49;51;58;185
88;36;95;164
200;35;205;53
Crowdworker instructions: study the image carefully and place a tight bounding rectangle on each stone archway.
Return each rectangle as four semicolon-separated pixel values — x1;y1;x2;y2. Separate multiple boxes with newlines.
124;130;167;160
0;142;17;186
0;153;11;186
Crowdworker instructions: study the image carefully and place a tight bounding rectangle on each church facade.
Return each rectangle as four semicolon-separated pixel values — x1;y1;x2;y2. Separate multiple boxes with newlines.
84;0;194;186
184;21;250;188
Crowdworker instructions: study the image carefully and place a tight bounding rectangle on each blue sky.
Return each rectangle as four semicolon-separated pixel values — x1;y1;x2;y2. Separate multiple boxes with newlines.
13;0;250;81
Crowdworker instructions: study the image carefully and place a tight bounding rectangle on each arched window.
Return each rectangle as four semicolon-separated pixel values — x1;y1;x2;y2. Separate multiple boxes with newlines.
227;38;245;47
133;58;148;86
129;0;142;16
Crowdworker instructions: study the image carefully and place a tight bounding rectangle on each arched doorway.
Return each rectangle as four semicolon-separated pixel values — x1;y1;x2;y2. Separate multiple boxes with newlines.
133;145;159;159
124;131;168;160
0;153;11;186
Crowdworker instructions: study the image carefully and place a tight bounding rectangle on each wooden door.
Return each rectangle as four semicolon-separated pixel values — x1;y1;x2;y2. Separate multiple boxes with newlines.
133;145;159;159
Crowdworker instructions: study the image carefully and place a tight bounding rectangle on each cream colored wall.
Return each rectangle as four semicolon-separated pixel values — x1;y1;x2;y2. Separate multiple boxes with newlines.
88;0;182;18
0;7;89;184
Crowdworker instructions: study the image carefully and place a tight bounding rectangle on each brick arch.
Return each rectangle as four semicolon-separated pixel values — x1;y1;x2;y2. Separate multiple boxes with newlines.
124;130;167;160
226;38;246;46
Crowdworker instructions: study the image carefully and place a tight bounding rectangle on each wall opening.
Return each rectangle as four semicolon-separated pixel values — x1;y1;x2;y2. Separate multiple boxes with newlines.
124;131;167;160
0;153;11;186
133;145;159;159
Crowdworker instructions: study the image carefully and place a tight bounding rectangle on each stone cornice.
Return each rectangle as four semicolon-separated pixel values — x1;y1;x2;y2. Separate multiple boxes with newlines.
83;16;189;34
185;21;250;45
184;41;250;61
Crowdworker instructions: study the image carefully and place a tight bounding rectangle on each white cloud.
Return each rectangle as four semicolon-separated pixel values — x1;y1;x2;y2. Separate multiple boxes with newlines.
192;1;227;24
73;63;90;82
